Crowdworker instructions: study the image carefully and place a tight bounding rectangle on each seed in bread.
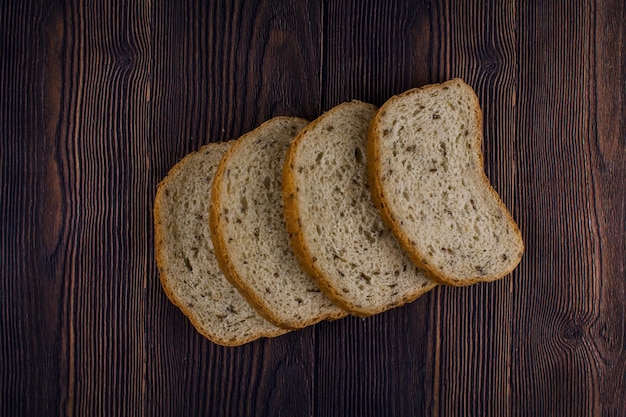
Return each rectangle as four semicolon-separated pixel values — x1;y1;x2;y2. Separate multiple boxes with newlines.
154;142;288;346
367;79;524;286
209;117;347;329
283;101;437;316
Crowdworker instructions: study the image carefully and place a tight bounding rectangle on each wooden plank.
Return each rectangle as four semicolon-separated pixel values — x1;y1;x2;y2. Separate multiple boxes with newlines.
427;1;519;416
59;1;151;415
11;0;151;415
2;0;152;415
147;1;323;416
591;1;626;413
321;0;432;108
0;1;65;415
514;0;626;415
316;2;435;416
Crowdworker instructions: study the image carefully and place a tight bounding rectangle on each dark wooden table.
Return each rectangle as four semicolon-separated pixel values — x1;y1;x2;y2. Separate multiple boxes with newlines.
2;1;625;416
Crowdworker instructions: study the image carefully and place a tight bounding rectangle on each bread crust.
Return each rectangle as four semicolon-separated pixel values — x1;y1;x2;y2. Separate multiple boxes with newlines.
209;117;346;329
366;79;524;286
154;142;287;346
283;101;437;316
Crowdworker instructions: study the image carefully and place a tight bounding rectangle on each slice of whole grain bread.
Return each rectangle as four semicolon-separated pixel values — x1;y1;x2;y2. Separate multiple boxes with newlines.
367;79;524;286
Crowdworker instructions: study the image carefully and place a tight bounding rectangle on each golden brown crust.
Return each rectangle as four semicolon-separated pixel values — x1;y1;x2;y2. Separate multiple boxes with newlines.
366;79;524;287
155;142;287;346
209;117;345;329
283;102;436;316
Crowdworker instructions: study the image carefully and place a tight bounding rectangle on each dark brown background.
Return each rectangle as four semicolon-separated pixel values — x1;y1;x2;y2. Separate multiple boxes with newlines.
2;0;625;416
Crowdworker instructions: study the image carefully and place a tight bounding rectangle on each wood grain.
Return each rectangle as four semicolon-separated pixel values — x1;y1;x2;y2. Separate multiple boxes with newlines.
46;1;151;415
1;0;625;416
514;1;626;416
592;1;626;414
1;0;151;415
1;2;62;416
321;0;432;108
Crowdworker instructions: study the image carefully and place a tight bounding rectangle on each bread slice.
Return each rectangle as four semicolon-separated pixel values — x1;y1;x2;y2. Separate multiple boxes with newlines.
367;79;524;286
154;142;288;346
209;117;347;329
282;101;437;316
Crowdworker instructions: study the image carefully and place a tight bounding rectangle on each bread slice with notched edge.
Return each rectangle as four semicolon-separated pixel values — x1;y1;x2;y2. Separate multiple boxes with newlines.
154;142;288;346
367;79;524;286
283;101;437;316
209;117;348;329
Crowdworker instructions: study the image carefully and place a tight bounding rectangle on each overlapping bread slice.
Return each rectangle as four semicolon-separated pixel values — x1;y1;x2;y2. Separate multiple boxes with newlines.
154;142;288;346
367;79;524;286
283;101;437;316
209;117;347;329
